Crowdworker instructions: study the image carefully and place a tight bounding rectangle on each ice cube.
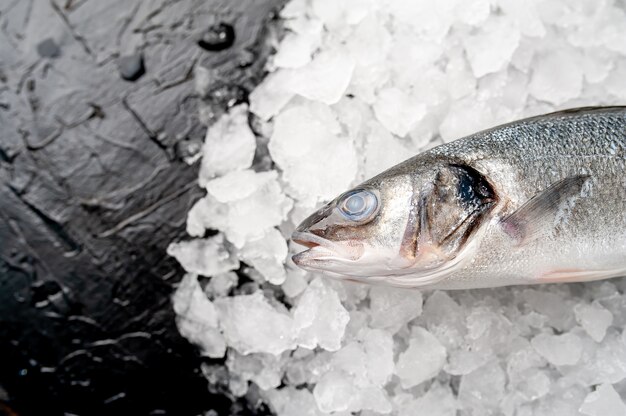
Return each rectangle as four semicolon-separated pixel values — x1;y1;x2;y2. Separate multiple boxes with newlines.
293;278;350;351
311;0;343;28
458;361;506;415
535;0;583;27
521;289;576;331
281;265;309;298
604;60;626;102
581;49;614;84
439;98;496;143
273;36;310;70
455;0;490;26
422;291;467;349
173;274;219;327
249;71;296;121
579;384;626;416
531;332;583;366
506;339;547;378
345;14;392;67
532;385;589;416
285;48;355;105
205;169;266;203
331;342;368;383
368;286;423;333
561;330;626;386
566;6;626;55
373;87;427;137
204;272;238;299
496;0;546;37
446;48;478;100
444;346;493;377
280;0;308;19
167;234;239;276
358;386;392;413
228;375;248;397
269;102;358;206
443;305;515;376
574;302;613;342
273;26;321;69
313;370;359;413
348;61;390;104
226;350;287;390
362;120;415;179
311;0;373;28
511;38;536;73
362;328;394;386
172;274;226;358
266;386;326;416
397;382;458;416
386;0;455;42
239;228;288;285
214;291;295;355
522;369;552;401
529;49;583;105
462;16;520;77
198;104;256;185
395;326;447;388
186;194;229;237
282;347;329;386
205;170;293;248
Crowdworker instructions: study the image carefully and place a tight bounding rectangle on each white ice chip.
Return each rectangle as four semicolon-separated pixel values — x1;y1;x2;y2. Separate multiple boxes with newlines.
395;326;447;388
198;104;257;186
172;274;226;358
215;291;295;355
167;234;239;277
293;278;350;351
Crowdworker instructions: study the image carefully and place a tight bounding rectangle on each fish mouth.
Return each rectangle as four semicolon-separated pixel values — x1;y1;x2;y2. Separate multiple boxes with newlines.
291;231;352;269
291;231;338;266
291;231;364;268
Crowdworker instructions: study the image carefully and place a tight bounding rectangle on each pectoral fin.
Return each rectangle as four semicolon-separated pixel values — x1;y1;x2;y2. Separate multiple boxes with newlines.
501;175;589;245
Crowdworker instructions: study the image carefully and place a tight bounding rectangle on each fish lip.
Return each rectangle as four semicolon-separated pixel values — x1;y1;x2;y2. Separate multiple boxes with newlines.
291;231;340;266
292;231;329;249
291;231;366;268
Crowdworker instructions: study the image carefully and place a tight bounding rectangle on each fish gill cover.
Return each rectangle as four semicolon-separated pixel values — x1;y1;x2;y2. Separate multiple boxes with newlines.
170;0;626;415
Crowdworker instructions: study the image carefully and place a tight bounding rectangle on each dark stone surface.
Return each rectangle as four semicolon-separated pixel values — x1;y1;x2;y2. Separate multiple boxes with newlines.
0;0;285;415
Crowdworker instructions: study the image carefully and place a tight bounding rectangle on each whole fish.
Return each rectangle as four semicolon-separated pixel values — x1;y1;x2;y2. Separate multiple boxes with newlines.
291;107;626;289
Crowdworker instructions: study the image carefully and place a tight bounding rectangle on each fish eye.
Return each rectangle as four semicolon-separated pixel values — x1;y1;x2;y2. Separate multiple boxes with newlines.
338;189;378;222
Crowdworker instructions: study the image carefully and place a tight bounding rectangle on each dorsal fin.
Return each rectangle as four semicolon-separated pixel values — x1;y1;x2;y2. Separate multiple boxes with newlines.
501;175;590;245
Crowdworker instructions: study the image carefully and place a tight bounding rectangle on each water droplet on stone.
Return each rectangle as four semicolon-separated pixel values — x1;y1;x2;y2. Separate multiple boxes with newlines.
118;54;145;81
36;38;60;58
198;23;235;51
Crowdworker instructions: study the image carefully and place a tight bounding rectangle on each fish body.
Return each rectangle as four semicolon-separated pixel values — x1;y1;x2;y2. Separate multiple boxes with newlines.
292;107;626;289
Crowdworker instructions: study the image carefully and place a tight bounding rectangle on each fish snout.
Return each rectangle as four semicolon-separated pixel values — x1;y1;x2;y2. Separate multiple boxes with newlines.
295;203;334;233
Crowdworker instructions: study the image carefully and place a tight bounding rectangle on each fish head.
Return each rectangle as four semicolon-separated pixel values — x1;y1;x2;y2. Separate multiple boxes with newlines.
291;158;497;287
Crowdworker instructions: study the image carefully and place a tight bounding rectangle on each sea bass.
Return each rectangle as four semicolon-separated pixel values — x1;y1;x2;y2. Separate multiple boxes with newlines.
291;107;626;289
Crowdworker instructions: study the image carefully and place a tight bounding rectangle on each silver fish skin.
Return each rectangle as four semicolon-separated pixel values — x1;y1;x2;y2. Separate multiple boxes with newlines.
291;107;626;289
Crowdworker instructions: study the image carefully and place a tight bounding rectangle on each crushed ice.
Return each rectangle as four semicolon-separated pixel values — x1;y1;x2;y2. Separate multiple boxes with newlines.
169;0;626;414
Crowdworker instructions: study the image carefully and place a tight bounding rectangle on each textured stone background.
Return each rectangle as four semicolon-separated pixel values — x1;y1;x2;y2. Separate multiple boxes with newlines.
0;0;284;414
